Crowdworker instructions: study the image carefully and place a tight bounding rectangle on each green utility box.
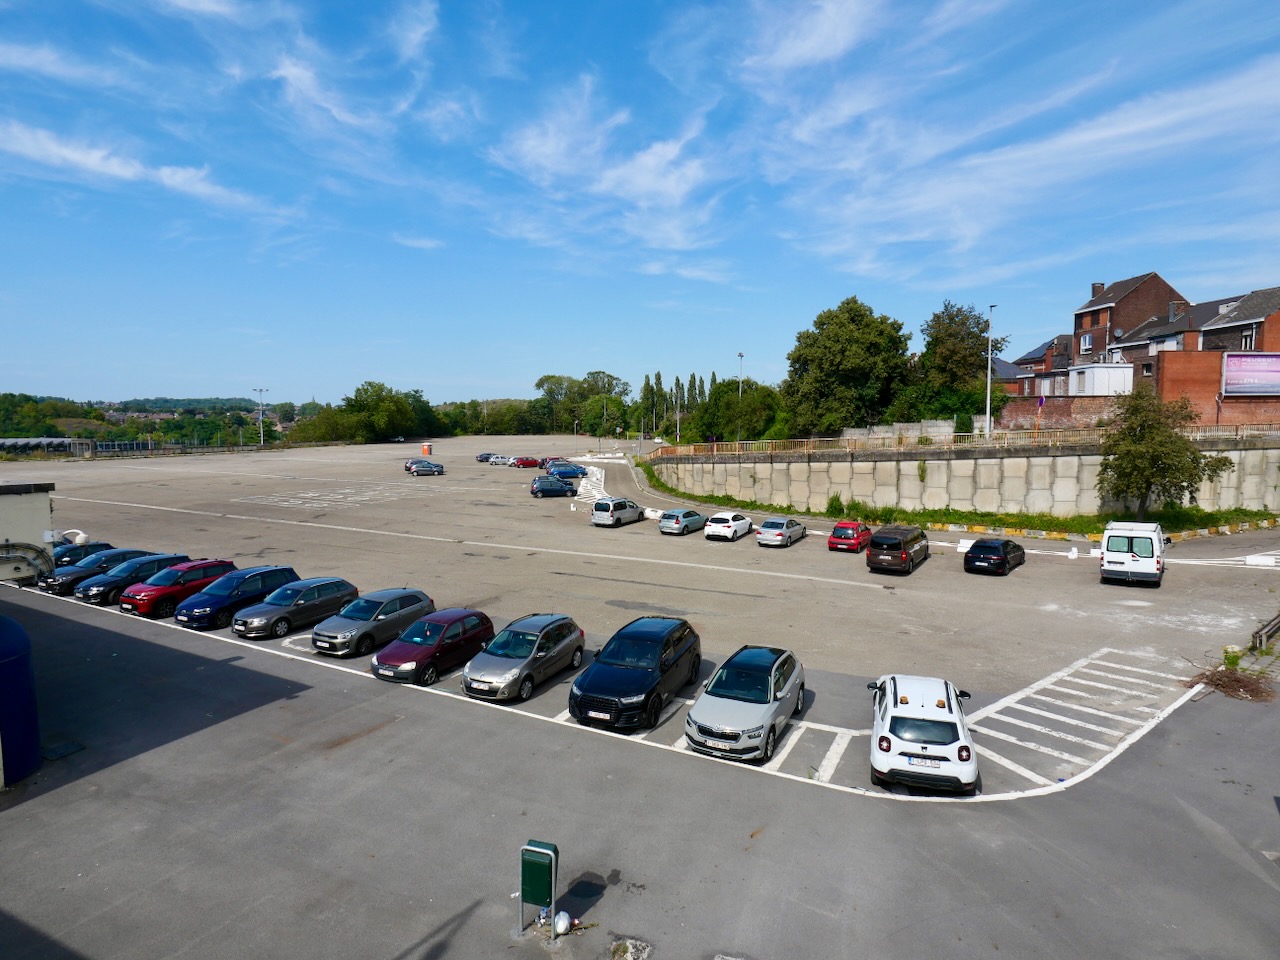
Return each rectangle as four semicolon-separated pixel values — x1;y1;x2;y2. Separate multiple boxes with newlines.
520;840;558;908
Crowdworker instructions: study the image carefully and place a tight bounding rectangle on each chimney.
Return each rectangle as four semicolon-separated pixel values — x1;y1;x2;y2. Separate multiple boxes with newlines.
1092;282;1105;298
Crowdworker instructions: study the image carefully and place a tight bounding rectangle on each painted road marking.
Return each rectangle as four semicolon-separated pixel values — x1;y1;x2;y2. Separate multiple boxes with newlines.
969;724;1089;764
975;745;1055;786
814;731;853;783
975;712;1110;751
1026;693;1145;725
1003;701;1126;737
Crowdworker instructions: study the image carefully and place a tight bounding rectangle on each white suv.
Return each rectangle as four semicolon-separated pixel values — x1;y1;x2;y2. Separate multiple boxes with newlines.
867;674;978;794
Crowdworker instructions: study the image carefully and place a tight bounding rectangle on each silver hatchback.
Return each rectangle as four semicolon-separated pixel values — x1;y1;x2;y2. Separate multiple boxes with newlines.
311;588;435;657
461;613;585;702
685;645;805;763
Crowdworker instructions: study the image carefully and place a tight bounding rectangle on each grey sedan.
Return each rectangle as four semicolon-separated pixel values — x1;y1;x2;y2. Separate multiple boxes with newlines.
233;577;358;639
755;517;806;547
685;645;805;763
658;509;708;536
461;613;585;702
311;588;435;657
409;461;445;476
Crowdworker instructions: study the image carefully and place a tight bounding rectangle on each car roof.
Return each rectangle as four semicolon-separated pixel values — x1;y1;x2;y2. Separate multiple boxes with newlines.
506;613;570;631
223;565;294;578
707;511;742;519
970;538;1006;547
285;576;352;588
612;616;687;641
723;645;788;673
833;519;864;527
415;607;487;625
881;674;957;717
361;587;425;601
169;558;233;571
761;517;787;525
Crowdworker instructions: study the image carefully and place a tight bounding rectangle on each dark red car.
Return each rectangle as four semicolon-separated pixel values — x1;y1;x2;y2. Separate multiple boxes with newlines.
370;608;495;686
511;456;540;468
119;558;238;618
828;520;872;553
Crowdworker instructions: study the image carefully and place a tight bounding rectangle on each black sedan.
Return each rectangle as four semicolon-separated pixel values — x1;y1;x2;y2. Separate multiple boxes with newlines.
963;538;1026;575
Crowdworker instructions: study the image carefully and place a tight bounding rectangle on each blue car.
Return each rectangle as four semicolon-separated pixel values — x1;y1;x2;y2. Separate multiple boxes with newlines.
550;463;587;479
175;565;300;629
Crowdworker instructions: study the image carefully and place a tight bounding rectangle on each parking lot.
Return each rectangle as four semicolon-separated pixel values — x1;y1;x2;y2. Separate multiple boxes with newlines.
3;437;1279;958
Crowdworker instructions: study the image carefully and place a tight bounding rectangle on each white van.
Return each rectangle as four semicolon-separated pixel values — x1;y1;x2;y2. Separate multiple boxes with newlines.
1099;521;1172;586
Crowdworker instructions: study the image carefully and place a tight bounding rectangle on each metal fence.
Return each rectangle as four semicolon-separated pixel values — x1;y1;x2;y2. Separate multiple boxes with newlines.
649;423;1280;459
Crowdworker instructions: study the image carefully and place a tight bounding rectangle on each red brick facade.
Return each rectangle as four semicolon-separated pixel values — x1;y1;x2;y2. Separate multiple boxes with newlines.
1074;274;1186;364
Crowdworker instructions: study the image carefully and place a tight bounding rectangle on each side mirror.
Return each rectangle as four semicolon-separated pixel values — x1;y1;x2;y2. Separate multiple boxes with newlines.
535;651;547;659
701;680;709;690
375;614;386;620
957;689;971;700
1164;536;1172;545
866;681;878;691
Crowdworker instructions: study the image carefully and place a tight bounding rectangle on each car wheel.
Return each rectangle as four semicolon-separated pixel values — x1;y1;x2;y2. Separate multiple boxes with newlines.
760;727;776;763
271;618;291;638
214;610;232;629
730;528;739;541
535;490;544;498
644;696;662;729
687;655;701;687
419;663;438;686
355;635;374;657
793;683;805;716
106;588;122;606
155;599;175;618
570;647;583;670
517;675;535;702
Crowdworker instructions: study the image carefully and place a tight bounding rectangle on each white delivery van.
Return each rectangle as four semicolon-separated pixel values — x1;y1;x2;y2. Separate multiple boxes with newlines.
1099;521;1172;586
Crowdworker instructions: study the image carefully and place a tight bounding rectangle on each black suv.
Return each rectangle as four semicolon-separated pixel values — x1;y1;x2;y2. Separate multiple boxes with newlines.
37;548;154;596
74;553;190;606
568;616;702;729
175;565;300;630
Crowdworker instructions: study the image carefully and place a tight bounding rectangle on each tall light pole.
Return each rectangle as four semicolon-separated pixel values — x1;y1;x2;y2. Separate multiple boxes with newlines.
983;306;996;437
737;352;744;445
254;388;269;445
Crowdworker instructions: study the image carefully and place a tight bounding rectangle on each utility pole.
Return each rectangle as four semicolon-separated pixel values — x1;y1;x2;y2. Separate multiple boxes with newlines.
983;307;996;437
737;352;744;445
254;388;269;445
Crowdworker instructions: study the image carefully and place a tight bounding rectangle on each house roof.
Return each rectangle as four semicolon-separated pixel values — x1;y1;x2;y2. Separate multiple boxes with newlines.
1012;334;1072;365
992;357;1022;380
1200;286;1280;331
1074;273;1157;313
1111;294;1246;346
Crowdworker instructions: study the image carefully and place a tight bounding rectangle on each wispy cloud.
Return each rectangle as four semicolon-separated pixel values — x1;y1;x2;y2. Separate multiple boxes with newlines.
270;54;385;133
391;232;443;250
0;42;125;86
744;0;884;71
156;0;249;19
389;0;439;63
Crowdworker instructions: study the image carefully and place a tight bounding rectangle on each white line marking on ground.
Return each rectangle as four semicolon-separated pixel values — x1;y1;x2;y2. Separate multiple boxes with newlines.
977;712;1110;750
974;745;1055;786
969;724;1089;764
1077;667;1169;689
1027;693;1146;724
553;709;572;723
762;726;803;771
1091;659;1188;681
1004;702;1126;736
814;731;853;783
1048;676;1152;698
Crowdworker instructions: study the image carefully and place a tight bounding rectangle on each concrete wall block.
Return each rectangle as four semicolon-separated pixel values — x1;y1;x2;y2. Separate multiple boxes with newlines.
849;464;876;500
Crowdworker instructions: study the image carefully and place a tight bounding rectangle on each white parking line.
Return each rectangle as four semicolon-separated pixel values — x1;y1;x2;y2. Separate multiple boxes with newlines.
1026;693;1146;725
1076;667;1170;689
969;724;1089;764
553;709;572;723
1004;701;1126;737
977;712;1110;751
1091;659;1187;681
814;731;853;783
1048;676;1155;699
975;745;1055;786
762;726;803;771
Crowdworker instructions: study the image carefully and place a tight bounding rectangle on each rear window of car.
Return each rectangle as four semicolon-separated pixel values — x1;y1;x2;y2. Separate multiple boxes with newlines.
889;716;959;745
832;526;856;538
762;520;784;530
594;502;612;512
870;535;902;550
1106;535;1153;557
660;512;679;521
969;543;1001;556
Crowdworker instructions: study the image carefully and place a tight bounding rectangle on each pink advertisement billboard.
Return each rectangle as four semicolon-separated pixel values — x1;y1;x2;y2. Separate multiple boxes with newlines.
1222;353;1280;396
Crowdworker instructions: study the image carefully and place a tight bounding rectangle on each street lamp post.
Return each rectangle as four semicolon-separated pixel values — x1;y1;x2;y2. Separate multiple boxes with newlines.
737;352;744;446
254;387;269;445
983;306;996;437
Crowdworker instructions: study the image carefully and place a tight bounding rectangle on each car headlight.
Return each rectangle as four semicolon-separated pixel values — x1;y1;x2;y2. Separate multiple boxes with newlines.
86;585;104;595
743;725;765;739
337;628;358;640
498;668;520;683
619;693;646;705
370;656;380;667
570;682;581;696
247;617;268;627
192;607;211;615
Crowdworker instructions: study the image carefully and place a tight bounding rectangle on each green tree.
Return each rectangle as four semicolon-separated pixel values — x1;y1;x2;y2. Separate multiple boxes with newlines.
343;381;416;442
535;374;578;432
919;300;1008;392
695;378;782;442
274;401;297;423
1097;384;1234;520
781;295;912;435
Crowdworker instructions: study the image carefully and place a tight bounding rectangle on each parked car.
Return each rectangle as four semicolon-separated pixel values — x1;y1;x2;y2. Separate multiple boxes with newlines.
1100;520;1171;586
119;558;237;618
510;456;540;468
488;455;512;466
568;617;701;729
704;511;753;541
232;577;359;638
37;548;153;596
867;674;977;795
404;457;430;471
530;476;577;498
461;613;584;702
174;565;300;630
658;509;708;536
75;553;188;606
53;540;114;566
311;588;435;657
964;538;1026;576
475;453;495;462
549;463;587;479
409;461;445;476
591;497;644;527
685;645;805;763
538;457;567;469
866;525;930;574
756;517;806;547
827;520;872;553
371;607;495;685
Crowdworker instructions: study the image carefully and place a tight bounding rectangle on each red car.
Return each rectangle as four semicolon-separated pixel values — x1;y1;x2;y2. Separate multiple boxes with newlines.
828;521;872;553
370;608;495;685
511;456;540;468
119;558;238;618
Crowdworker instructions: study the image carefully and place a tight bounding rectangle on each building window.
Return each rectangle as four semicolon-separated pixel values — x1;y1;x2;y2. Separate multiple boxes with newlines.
1141;362;1153;377
1076;371;1086;393
1242;328;1256;350
1080;333;1093;353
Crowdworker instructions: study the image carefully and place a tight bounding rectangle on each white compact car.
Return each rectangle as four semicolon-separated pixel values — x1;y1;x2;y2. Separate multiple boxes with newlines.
703;511;753;542
867;674;978;795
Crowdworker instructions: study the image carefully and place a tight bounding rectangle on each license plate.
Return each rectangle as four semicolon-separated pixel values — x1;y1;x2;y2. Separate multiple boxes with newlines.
378;669;396;677
176;615;188;622
314;640;332;649
470;681;490;690
121;603;134;611
907;757;941;768
587;710;611;720
834;543;850;549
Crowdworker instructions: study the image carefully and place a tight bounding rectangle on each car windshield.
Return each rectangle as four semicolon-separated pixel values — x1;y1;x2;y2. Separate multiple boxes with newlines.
107;559;145;577
73;553;115;569
889;716;959;745
707;517;727;524
596;636;660;669
832;527;855;539
397;620;445;646
486;629;537;659
339;598;382;621
706;667;770;704
265;585;305;605
145;567;185;586
870;536;901;550
202;576;240;597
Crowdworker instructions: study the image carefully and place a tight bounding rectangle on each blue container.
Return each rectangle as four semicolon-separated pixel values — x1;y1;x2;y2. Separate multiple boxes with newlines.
0;614;41;786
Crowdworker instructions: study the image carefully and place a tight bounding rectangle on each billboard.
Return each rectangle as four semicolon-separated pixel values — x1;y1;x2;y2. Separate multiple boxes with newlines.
1222;353;1280;396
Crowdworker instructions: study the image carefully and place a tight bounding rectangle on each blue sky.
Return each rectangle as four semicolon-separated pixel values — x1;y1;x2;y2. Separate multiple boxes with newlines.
3;0;1279;407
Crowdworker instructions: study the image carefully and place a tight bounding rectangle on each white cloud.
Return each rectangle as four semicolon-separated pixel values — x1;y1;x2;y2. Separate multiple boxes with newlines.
594;119;709;208
156;0;249;20
0;42;124;86
745;0;883;70
270;54;383;132
391;232;443;250
390;0;440;63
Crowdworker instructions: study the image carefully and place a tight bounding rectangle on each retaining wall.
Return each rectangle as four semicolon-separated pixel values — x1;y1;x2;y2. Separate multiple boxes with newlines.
649;440;1280;518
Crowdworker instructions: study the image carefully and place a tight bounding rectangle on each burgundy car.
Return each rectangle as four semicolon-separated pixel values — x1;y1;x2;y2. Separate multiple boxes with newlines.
370;608;495;686
119;559;238;618
828;521;872;553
